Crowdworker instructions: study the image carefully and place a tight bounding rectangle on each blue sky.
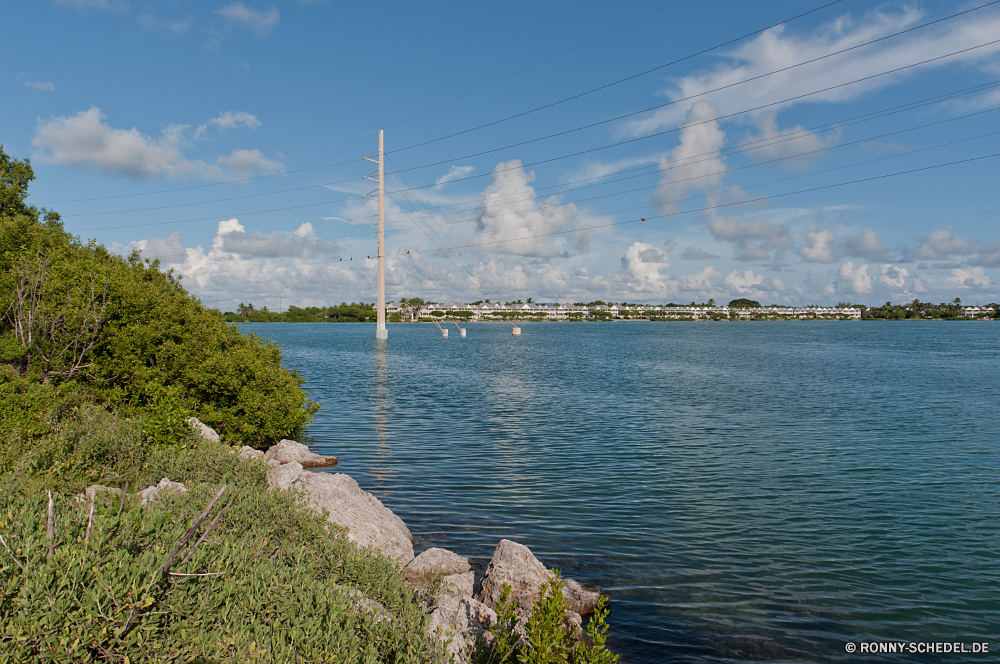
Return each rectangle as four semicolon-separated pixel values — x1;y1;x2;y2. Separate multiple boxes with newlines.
4;0;1000;309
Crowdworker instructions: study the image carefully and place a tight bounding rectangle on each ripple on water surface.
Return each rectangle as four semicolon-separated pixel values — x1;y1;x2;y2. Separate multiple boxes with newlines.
238;321;1000;663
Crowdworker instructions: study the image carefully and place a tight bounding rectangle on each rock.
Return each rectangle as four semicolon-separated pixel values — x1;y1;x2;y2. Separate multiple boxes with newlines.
441;571;475;600
186;417;220;443
477;540;605;618
238;445;265;461
75;485;124;502
477;539;551;618
290;471;414;565
264;439;336;468
333;583;392;624
561;577;604;615
405;547;471;584
428;596;497;663
267;460;304;490
139;478;188;505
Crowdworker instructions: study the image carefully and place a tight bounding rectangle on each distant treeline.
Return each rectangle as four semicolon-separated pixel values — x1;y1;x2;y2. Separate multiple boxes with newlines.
224;303;378;323
861;299;996;320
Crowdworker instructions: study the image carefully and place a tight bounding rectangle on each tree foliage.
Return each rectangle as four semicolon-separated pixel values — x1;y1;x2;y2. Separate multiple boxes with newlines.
0;146;317;448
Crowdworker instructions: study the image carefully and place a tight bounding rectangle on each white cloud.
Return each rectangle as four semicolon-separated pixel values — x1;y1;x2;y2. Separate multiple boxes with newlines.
195;111;261;139
947;267;991;289
475;160;582;257
33;107;223;180
741;113;840;169
619;242;671;290
707;215;793;262
32;107;279;181
55;0;129;12
20;76;55;91
626;6;1000;135
914;225;977;259
722;269;777;295
824;261;873;295
657;101;726;213
679;265;721;292
216;148;284;176
841;227;888;257
435;165;475;187
680;244;720;260
879;263;909;289
972;241;1000;267
215;3;280;34
799;226;838;262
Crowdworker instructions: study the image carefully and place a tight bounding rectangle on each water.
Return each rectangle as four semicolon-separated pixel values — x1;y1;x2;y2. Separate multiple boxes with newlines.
237;321;1000;662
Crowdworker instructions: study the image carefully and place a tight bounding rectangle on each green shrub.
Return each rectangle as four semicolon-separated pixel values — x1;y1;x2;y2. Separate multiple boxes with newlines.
0;146;318;448
0;440;444;663
476;573;618;664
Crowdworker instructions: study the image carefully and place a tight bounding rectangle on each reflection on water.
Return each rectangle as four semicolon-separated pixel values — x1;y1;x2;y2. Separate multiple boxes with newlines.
371;339;393;490
242;322;1000;663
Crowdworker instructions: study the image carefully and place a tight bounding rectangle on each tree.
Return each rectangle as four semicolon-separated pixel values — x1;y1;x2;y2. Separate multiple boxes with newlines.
729;298;761;309
708;298;716;307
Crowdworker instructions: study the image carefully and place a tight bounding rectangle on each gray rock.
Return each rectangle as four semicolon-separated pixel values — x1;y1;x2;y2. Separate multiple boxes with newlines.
405;547;471;584
292;471;414;565
264;439;336;468
75;485;124;502
428;596;497;663
440;571;475;600
186;417;220;443
267;460;304;490
562;577;604;615
477;540;605;619
139;478;188;505
333;583;392;624
238;445;265;461
477;539;551;618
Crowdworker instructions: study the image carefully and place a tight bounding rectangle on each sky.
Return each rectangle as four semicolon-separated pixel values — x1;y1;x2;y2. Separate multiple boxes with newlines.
3;0;1000;309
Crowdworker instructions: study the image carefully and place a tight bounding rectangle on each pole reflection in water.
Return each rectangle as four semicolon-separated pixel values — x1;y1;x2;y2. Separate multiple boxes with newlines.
371;340;393;491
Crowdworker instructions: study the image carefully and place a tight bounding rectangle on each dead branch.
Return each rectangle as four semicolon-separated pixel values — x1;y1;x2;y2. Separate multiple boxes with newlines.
115;481;129;520
46;491;55;559
84;491;96;543
0;531;25;571
168;572;227;577
181;497;233;565
160;485;227;577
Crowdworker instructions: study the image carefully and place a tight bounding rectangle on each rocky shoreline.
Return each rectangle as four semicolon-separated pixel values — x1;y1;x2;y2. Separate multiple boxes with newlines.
134;420;606;662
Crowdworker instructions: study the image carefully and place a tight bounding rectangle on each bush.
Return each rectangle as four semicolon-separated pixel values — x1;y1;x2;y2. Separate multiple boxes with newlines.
476;573;618;664
0;147;317;448
0;438;444;663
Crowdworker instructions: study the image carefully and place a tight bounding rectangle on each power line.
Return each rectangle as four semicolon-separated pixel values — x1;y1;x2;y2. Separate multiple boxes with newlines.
40;158;365;205
391;0;850;153
387;1;1000;174
181;150;1000;275
383;38;1000;191
139;126;1000;256
385;0;693;129
65;67;1000;229
37;0;843;207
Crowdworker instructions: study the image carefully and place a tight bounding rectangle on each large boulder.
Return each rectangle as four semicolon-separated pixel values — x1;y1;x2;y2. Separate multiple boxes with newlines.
440;571;475;600
138;478;188;505
428;596;497;663
267;460;305;490
562;577;604;615
186;417;220;443
477;540;551;618
477;540;605;619
405;547;471;584
238;446;265;461
273;469;414;565
264;439;336;468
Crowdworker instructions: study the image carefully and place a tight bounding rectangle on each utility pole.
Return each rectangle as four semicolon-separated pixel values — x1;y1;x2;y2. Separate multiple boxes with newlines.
365;130;387;340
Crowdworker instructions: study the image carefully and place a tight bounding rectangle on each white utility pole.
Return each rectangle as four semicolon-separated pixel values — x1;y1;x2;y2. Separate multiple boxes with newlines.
365;130;388;340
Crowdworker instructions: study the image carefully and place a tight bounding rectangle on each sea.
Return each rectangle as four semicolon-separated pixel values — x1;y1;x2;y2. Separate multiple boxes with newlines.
237;320;999;663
